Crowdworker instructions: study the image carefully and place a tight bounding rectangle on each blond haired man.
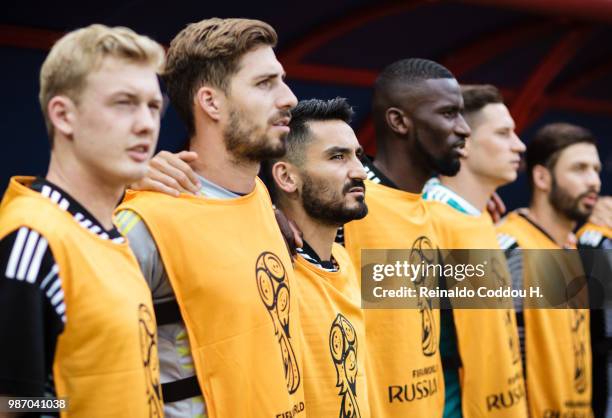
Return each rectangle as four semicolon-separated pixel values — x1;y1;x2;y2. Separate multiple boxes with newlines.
115;18;305;418
0;24;165;417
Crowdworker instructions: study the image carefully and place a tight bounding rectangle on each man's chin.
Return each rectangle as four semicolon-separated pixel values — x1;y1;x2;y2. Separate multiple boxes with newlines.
437;161;461;177
344;202;368;220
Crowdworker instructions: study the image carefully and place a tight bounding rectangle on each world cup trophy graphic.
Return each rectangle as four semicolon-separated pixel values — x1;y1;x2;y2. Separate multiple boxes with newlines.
138;304;163;417
330;314;361;418
410;236;438;356
255;252;301;394
570;309;587;394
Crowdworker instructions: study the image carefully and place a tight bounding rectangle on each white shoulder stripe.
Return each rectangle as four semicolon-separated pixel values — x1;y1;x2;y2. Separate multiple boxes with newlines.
40;264;59;290
16;230;40;280
45;279;62;298
26;237;48;283
5;227;29;278
51;289;64;306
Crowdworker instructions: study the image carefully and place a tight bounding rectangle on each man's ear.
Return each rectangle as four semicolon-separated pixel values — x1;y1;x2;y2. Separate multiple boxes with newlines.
386;107;412;135
272;161;299;194
195;86;223;121
532;164;552;192
48;96;76;138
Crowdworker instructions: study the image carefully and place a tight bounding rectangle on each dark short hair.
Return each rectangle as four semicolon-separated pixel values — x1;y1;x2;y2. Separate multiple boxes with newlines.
527;122;597;191
260;97;354;203
286;97;354;164
373;58;454;136
461;84;504;115
375;58;453;88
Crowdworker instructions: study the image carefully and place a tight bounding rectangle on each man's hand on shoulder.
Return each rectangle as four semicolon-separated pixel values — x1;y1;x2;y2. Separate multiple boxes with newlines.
130;151;200;196
589;196;612;228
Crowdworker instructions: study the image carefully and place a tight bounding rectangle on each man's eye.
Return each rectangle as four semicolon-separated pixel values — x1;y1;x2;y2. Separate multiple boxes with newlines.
258;79;272;88
331;154;345;160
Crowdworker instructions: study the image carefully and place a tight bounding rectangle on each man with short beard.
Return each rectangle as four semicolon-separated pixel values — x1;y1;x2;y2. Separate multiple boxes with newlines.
115;18;306;418
342;58;471;418
264;97;370;417
497;122;601;418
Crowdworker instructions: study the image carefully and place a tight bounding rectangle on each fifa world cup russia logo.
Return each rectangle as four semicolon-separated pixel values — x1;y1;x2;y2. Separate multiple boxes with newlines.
138;304;163;417
409;237;437;356
330;314;361;418
255;252;301;394
570;309;587;394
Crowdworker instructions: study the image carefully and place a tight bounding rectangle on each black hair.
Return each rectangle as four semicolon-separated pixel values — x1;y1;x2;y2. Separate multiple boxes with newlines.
259;97;355;203
372;58;454;137
286;97;354;164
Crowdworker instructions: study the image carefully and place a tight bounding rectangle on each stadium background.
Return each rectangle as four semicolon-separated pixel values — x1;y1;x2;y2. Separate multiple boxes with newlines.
2;0;611;208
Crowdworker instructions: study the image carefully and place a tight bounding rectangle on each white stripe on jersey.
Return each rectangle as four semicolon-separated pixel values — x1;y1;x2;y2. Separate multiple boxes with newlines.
296;248;338;272
579;229;603;248
58;198;70;211
5;227;28;278
45;278;62;298
50;190;61;204
26;236;48;283
51;289;64;306
79;219;93;229
41;185;52;198
89;225;102;235
40;264;59;290
3;228;66;324
16;229;40;280
364;165;382;184
497;233;517;250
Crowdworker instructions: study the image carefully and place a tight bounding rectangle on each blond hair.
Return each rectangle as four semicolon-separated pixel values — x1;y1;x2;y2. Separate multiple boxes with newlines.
163;18;277;136
39;24;166;141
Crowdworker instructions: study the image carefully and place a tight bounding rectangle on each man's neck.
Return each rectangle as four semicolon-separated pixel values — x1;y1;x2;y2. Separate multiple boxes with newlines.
46;154;123;230
374;146;432;193
189;129;259;195
528;197;576;247
440;170;497;212
281;203;337;261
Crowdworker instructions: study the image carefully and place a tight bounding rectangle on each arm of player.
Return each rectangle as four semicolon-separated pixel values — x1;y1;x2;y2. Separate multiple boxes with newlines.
130;150;201;197
0;228;65;398
114;210;168;296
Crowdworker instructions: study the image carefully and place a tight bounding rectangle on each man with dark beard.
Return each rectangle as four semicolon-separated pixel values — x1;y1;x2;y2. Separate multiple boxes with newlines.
497;122;601;418
263;97;370;417
342;58;471;418
115;18;307;418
